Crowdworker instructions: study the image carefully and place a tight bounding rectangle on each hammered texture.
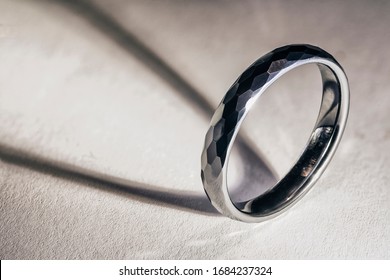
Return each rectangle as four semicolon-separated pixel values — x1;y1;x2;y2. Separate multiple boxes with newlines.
201;45;333;185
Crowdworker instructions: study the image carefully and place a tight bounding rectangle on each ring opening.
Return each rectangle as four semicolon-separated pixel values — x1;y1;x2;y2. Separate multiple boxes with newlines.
227;63;341;216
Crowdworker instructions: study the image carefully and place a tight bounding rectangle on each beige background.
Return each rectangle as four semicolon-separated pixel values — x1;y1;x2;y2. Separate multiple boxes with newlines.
0;0;389;259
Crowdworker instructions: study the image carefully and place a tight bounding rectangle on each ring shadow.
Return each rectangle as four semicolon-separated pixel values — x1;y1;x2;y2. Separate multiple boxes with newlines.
0;143;217;215
1;0;278;215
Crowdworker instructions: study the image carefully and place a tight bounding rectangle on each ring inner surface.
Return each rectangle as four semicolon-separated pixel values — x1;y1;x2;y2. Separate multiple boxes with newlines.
231;64;341;216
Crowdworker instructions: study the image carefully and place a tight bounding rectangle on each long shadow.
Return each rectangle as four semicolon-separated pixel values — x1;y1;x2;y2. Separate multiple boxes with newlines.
1;0;278;214
0;143;217;215
51;0;214;117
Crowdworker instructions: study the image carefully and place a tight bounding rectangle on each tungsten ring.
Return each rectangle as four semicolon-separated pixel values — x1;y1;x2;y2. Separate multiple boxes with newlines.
201;44;349;222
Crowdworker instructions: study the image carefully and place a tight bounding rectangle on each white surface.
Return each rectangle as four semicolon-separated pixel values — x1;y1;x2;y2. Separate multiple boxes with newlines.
0;0;389;259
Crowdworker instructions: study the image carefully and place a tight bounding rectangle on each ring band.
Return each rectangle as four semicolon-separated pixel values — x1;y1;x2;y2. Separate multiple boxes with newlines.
201;44;349;222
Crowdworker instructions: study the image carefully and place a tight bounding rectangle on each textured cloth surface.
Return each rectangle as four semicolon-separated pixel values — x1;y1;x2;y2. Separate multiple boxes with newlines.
0;0;389;259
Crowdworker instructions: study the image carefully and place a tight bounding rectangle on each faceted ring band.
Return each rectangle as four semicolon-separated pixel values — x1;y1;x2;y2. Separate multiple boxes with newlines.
201;44;349;223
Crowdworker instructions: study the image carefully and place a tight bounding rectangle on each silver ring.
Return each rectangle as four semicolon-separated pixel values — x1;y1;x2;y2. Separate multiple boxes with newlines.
201;44;349;222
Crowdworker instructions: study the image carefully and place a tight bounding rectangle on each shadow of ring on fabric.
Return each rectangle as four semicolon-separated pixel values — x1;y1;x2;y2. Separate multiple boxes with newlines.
1;0;277;215
0;143;218;215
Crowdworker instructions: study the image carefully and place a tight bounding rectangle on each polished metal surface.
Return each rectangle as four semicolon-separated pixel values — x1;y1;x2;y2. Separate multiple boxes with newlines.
201;44;349;222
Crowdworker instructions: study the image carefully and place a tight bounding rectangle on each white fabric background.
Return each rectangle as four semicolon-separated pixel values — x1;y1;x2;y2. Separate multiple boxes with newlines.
0;0;389;259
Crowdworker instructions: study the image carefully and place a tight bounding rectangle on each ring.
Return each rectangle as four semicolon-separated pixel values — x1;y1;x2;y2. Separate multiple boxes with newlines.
201;44;349;222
